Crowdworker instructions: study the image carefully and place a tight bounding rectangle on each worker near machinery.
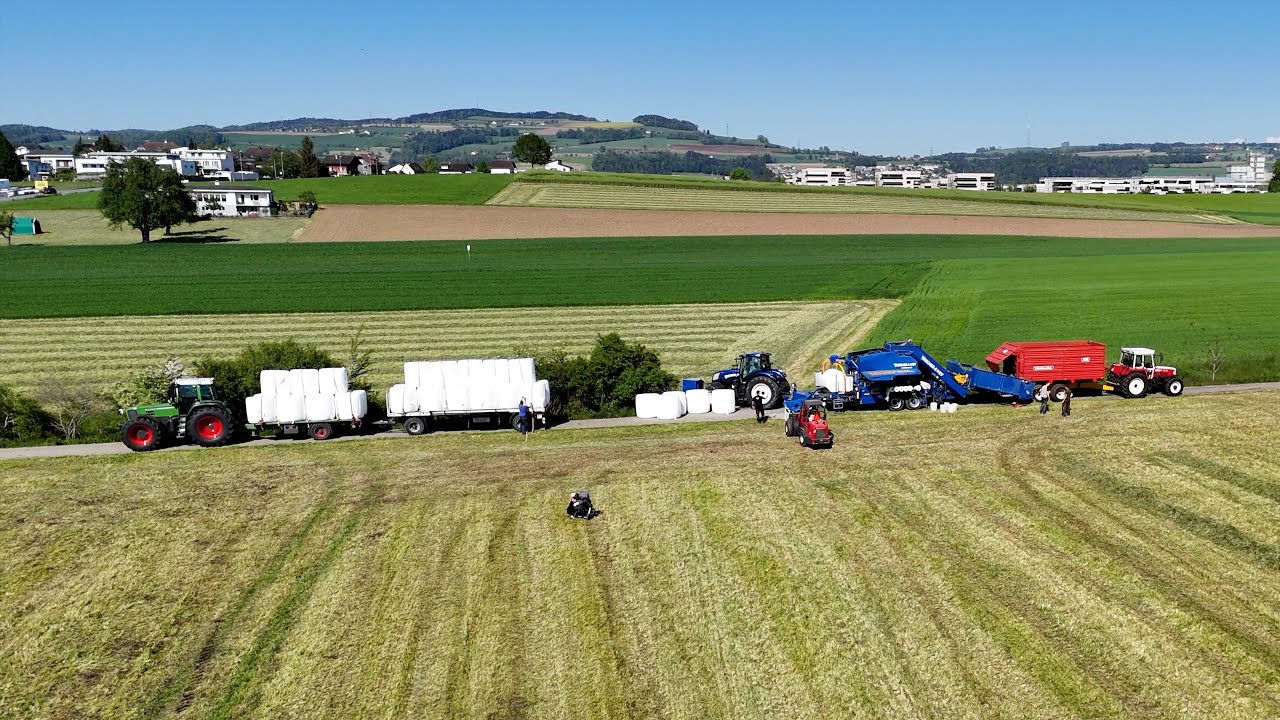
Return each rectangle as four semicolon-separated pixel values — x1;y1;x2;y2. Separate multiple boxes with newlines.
752;389;767;423
518;397;530;435
1037;386;1050;415
1061;388;1072;418
566;491;600;519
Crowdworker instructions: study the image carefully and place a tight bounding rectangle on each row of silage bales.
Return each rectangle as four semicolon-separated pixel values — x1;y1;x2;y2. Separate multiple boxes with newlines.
389;358;549;416
634;387;736;418
246;368;367;424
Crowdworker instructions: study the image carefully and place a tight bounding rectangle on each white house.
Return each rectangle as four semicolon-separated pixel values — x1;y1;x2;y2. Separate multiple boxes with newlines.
387;162;426;174
875;168;923;188
947;172;995;191
74;151;195;178
22;153;76;179
544;160;576;172
438;162;474;174
787;167;850;186
173;147;236;178
189;186;274;217
489;160;517;174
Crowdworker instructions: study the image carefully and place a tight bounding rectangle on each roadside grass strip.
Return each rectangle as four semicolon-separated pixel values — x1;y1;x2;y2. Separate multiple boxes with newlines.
2;393;1280;717
488;183;1225;223
0;300;888;395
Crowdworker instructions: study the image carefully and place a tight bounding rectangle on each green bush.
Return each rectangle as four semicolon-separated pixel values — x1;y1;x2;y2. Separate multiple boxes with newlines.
530;333;675;419
0;383;55;446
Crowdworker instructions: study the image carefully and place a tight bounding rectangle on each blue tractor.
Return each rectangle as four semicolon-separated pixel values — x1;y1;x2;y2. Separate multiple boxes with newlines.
709;352;790;409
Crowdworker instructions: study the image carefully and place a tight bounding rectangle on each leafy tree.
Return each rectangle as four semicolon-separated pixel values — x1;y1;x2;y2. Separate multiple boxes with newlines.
297;190;317;207
632;114;698;131
192;338;373;418
269;148;301;179
297;136;321;178
108;357;186;408
0;133;28;182
476;160;490;173
94;133;125;152
512;133;552;166
0;383;54;445
72;138;89;155
525;333;675;419
0;210;13;247
98;157;198;242
1270;165;1280;194
729;167;750;180
756;134;769;144
422;156;440;173
35;376;109;440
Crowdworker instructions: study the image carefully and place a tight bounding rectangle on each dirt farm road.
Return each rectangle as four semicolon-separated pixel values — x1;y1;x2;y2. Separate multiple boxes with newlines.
299;205;1280;242
3;382;1276;462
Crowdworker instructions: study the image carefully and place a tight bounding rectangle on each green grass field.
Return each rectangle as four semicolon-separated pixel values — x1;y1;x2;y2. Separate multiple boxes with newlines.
2;190;102;210
4;209;308;246
4;393;1280;717
0;301;890;396
189;174;513;205
2;235;1278;384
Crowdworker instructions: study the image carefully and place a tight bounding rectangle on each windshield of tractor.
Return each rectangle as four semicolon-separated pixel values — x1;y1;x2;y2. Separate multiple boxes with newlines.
740;355;771;375
1120;351;1151;369
176;384;215;403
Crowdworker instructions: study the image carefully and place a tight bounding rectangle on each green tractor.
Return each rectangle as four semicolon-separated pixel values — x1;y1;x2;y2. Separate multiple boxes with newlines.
119;377;237;452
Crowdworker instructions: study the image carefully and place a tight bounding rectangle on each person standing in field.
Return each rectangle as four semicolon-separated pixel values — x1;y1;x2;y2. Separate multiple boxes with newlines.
1038;386;1050;415
1061;388;1072;418
518;397;530;435
752;390;766;423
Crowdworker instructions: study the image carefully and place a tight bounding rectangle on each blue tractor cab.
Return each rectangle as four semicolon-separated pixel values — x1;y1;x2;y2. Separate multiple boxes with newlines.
709;352;790;409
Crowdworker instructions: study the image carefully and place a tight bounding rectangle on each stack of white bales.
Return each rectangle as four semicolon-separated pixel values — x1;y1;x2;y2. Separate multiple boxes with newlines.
387;358;550;416
246;368;368;424
814;370;854;393
634;387;718;419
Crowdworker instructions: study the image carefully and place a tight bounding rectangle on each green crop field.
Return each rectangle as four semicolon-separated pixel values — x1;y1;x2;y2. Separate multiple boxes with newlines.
4;393;1280;717
2;235;1278;384
2;190;101;210
4;209;308;246
190;174;513;205
0;301;891;396
489;182;1221;222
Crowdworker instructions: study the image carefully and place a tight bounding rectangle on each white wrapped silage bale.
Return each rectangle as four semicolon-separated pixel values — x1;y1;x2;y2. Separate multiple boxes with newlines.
479;358;496;380
635;393;661;418
246;395;264;424
404;362;421;389
318;368;335;395
655;394;685;420
261;394;278;423
277;394;306;423
469;384;496;411
273;371;290;398
287;369;305;396
423;361;444;388
662;390;687;416
492;358;511;384
440;359;459;380
823;370;842;393
710;388;736;414
334;391;355;421
421;385;446;413
468;358;485;377
445;381;470;411
387;385;405;416
301;368;320;395
260;371;277;397
685;388;712;414
349;390;368;419
494;382;521;409
305;393;335;422
331;367;349;393
402;386;420;414
515;358;536;384
929;401;938;412
531;380;550;411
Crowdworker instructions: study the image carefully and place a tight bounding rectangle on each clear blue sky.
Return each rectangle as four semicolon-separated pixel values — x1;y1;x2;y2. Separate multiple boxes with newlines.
6;0;1276;155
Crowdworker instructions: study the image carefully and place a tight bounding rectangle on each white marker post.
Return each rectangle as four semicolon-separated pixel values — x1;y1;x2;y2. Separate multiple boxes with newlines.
466;243;471;261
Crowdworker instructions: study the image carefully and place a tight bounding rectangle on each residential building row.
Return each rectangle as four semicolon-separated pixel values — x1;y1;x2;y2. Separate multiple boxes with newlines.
19;147;258;181
783;166;994;191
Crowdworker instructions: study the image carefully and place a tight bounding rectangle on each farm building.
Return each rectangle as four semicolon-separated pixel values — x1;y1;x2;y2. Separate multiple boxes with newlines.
489;160;517;174
387;162;426;175
543;160;575;172
439;163;474;174
787;167;851;186
322;155;362;176
189;186;274;218
947;172;995;191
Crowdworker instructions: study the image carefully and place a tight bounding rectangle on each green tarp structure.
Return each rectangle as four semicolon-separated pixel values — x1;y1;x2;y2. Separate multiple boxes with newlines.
12;217;41;235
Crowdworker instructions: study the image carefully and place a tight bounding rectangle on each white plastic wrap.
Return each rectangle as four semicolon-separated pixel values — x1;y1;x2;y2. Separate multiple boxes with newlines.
349;390;368;419
402;386;420;414
710;388;737;414
287;369;305;396
685;388;712;414
277;394;306;423
493;382;521;410
655;394;685;420
422;361;444;388
514;358;536;384
301;368;320;396
469;384;496;411
439;359;459;381
331;366;349;393
260;371;277;397
404;361;421;389
445;382;470;411
529;380;550;411
305;393;335;422
421;385;446;413
662;390;687;416
635;393;661;418
491;358;511;384
245;395;264;424
334;391;355;421
387;384;405;416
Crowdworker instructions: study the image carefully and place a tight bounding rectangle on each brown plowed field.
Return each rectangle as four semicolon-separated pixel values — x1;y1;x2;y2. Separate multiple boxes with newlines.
299;205;1280;242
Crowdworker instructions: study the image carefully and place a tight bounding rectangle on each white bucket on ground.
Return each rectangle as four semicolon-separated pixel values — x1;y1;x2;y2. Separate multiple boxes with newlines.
710;388;737;414
685;388;712;414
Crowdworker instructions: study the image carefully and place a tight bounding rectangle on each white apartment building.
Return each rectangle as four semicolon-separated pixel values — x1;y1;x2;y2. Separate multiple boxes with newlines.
947;172;996;191
22;153;76;178
1135;176;1216;194
174;147;236;178
75;151;195;178
788;167;851;186
875;168;923;188
189;186;274;217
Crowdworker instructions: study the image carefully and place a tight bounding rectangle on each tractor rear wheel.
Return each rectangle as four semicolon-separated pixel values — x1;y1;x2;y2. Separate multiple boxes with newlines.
745;377;782;409
308;423;334;440
1164;376;1185;396
1048;383;1070;403
189;407;234;447
122;417;163;452
405;417;428;435
1123;374;1148;399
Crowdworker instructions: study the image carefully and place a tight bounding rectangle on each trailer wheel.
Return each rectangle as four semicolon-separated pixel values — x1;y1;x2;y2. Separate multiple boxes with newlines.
906;395;926;410
308;423;333;440
1164;376;1184;396
189;407;234;447
1048;383;1070;403
403;417;427;436
888;397;906;411
1123;374;1148;399
122;417;163;452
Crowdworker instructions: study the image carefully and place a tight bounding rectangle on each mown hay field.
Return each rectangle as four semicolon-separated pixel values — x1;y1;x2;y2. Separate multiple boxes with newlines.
488;182;1233;223
0;301;890;396
3;393;1280;718
4;209;308;246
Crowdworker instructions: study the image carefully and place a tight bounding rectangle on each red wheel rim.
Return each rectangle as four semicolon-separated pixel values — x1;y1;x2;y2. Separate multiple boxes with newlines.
314;426;329;439
195;416;223;440
131;425;154;446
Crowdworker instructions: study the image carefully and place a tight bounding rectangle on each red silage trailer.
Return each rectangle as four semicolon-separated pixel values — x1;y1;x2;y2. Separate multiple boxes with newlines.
986;340;1108;401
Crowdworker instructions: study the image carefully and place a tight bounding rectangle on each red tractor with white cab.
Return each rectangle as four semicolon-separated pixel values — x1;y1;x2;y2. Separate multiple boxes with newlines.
785;397;834;449
1105;347;1184;398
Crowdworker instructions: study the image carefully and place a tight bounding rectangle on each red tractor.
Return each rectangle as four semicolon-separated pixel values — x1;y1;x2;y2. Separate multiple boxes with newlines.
1105;347;1184;398
785;398;834;449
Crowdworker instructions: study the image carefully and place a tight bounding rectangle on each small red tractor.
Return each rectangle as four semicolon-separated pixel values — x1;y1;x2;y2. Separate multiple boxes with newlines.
784;397;834;449
1105;347;1184;398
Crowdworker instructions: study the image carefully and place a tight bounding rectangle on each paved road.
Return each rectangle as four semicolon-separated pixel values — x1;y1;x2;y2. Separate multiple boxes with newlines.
2;381;1277;462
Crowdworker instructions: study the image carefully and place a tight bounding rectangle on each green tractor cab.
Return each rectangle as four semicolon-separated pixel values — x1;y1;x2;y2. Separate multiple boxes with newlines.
120;377;237;452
